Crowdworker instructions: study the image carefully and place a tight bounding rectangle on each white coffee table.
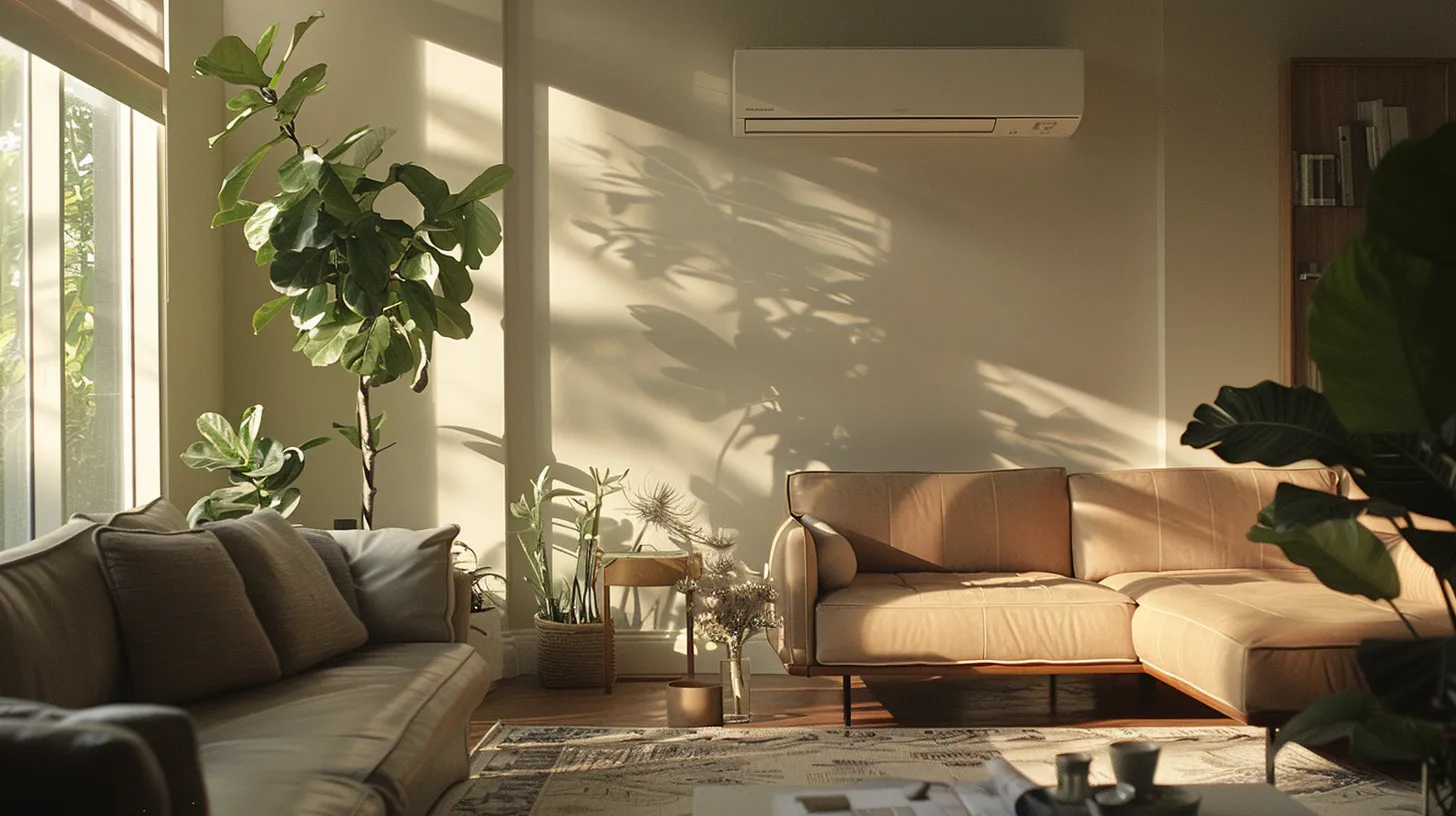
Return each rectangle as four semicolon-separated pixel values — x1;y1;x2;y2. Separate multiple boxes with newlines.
692;783;1316;815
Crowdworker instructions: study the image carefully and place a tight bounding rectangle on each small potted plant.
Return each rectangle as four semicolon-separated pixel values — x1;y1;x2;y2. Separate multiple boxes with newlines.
452;542;506;686
181;404;329;525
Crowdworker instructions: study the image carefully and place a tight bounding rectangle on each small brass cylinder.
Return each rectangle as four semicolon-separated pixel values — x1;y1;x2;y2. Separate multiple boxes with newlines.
666;679;723;727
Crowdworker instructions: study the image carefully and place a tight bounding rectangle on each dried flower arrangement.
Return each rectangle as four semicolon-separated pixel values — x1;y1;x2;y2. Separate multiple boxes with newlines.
690;554;782;657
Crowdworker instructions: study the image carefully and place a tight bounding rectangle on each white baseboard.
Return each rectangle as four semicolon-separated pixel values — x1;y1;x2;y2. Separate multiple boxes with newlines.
508;628;785;677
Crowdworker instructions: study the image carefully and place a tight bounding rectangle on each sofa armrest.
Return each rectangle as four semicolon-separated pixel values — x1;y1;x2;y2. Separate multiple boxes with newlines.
768;516;818;669
0;717;171;815
451;568;473;643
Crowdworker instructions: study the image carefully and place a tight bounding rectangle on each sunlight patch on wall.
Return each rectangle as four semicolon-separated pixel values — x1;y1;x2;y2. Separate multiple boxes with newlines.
421;39;508;563
975;360;1164;472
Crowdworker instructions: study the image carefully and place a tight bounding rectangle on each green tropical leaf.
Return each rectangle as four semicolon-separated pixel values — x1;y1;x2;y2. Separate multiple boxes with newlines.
315;163;362;221
342;233;391;317
435;297;472;340
180;440;242;471
399;279;437;335
399;251;439;285
194;412;241;461
324;126;375;161
270;11;325;88
277;149;325;193
257;447;304;491
243;193;299;253
243;437;286;478
301;317;363;367
333;411;386;449
298;436;331;451
269;195;341;252
1402;529;1456;583
1266;482;1403;529
342;317;394;376
254;23;279;66
252;296;290;334
276;62;327;123
1311;233;1456;433
291;284;330;330
268;249;328;296
227;88;269;111
1352;433;1456;522
194;35;271;86
436;250;473;303
237;404;263;455
218;134;287;214
350;127;395;169
270;487;303;517
1271;689;1438;764
442;164;513;213
211;201;258;228
1181;380;1355;467
1365;120;1456;268
1248;512;1401;600
208;104;271;148
394;164;449;215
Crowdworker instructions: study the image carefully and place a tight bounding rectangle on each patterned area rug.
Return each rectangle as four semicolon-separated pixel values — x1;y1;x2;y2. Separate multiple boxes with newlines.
440;725;1419;815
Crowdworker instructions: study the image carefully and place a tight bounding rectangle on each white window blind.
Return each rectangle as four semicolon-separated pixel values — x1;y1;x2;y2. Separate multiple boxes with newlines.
0;0;165;121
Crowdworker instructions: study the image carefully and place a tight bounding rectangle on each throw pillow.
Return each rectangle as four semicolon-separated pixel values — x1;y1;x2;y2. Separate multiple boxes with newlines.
203;511;368;675
297;527;362;618
93;528;280;704
329;525;460;643
799;514;858;591
74;497;189;532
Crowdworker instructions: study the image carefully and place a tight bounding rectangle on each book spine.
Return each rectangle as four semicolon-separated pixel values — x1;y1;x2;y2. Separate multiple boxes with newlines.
1337;125;1355;206
1349;123;1372;205
1387;105;1411;149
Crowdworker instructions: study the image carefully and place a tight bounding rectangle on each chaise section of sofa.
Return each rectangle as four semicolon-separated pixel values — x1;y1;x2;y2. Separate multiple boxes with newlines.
1070;466;1454;729
770;468;1141;724
0;502;488;816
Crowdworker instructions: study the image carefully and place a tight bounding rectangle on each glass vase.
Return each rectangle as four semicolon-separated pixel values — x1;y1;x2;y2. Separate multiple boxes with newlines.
719;645;751;724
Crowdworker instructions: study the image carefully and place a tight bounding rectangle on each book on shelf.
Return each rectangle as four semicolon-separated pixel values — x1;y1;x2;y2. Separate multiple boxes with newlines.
1356;100;1408;168
1387;105;1411;149
1336;125;1356;206
1339;122;1374;205
1296;153;1339;206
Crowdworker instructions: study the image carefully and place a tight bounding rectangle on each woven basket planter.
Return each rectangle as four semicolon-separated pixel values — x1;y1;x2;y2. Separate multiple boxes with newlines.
534;617;605;689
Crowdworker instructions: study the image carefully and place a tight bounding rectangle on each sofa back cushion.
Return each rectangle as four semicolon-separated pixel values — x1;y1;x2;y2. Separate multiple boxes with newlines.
0;520;124;707
785;468;1072;573
1069;466;1344;582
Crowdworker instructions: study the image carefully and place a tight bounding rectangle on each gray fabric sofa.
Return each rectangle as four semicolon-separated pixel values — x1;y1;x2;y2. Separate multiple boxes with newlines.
0;500;488;816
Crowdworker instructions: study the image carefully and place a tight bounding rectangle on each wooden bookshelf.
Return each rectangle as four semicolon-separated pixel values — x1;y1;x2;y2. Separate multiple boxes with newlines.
1280;58;1455;386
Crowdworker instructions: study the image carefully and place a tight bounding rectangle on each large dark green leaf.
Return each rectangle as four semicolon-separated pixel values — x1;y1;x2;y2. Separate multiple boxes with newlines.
342;232;391;317
1181;380;1355;467
237;404;263;455
461;200;502;266
350;127;394;170
324;126;377;161
277;149;324;193
269;11;324;89
252;295;290;334
219;134;287;214
208;103;270;148
398;280;437;335
193;412;241;462
1402;529;1456;584
300;317;363;367
211;202;258;228
275;62;327;123
257;447;305;491
1266;482;1403;529
194;35;271;86
243;437;286;479
394;164;449;215
1248;512;1400;600
442;164;513;213
1358;639;1456;718
269;195;341;252
243;189;307;255
290;284;330;330
1311;233;1456;433
315;164;362;221
435;297;473;340
1366;121;1456;268
1352;433;1456;522
268;249;328;296
399;251;438;285
254;24;279;66
342;318;412;379
436;250;473;303
1281;689;1449;763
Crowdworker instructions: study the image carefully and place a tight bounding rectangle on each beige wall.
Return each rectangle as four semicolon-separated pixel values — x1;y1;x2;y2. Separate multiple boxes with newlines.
1161;0;1456;464
188;0;1456;633
164;0;226;509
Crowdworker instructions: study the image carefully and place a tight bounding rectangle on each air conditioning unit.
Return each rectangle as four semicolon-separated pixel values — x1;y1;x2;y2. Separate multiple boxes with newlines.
732;47;1083;137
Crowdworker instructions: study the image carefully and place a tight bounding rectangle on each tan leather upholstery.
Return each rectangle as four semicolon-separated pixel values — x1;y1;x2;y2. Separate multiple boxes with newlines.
1069;467;1344;582
0;519;124;707
188;643;487;816
1104;569;1452;714
816;572;1137;665
768;518;817;667
787;468;1072;574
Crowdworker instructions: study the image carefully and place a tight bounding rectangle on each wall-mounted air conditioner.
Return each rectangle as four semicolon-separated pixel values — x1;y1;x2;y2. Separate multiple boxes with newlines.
732;47;1084;137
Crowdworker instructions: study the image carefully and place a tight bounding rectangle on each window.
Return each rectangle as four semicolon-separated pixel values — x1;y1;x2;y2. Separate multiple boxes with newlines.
0;36;160;548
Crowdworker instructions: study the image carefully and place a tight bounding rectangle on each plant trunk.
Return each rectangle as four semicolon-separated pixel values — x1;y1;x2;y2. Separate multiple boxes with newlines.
357;376;377;529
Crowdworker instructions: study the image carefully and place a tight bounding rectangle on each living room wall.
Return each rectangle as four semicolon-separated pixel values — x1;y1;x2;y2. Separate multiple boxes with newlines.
187;0;1456;642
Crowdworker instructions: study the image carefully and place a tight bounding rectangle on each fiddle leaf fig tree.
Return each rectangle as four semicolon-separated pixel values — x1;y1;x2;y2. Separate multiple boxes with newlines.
194;11;512;527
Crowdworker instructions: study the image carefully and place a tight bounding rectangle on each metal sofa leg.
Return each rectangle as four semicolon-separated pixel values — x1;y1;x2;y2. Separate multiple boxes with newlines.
1265;726;1276;785
842;676;852;727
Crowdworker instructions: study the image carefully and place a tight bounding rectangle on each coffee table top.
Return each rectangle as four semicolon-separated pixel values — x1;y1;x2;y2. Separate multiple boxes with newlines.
692;783;1316;815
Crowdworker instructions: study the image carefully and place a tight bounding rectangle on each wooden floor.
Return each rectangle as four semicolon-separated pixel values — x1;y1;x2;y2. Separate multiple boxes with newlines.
469;672;1235;745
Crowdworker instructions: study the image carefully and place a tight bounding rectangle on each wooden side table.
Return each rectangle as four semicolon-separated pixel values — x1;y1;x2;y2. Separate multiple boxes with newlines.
600;551;702;694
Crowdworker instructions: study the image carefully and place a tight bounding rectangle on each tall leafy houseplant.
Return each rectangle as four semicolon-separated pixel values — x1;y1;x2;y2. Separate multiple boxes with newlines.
193;12;512;527
1183;122;1456;810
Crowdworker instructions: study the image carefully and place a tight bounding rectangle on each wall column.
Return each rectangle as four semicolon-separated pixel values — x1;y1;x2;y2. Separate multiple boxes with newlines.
502;0;552;630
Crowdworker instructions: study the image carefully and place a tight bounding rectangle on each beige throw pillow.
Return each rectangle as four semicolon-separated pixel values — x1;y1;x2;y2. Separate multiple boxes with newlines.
94;528;280;704
204;511;368;675
297;527;362;618
799;514;858;591
329;525;460;643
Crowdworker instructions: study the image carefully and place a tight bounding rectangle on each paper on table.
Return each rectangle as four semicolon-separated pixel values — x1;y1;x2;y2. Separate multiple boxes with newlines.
953;758;1042;816
770;782;970;816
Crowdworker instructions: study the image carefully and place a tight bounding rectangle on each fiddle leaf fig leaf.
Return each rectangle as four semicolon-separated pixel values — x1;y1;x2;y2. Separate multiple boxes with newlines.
399;250;439;285
254;23;279;66
238;404;264;454
180;440;242;471
437;250;473;303
269;194;341;252
351;127;395;169
276;62;327;123
394;164;449;215
219;134;287;214
194;35;271;86
461;200;502;267
291;284;330;330
268;249;328;296
399;280;437;336
252;295;290;334
194;412;240;461
301;317;363;367
227;88;269;111
211;201;258;228
442;164;512;213
435;297;473;340
277;149;325;193
270;10;325;89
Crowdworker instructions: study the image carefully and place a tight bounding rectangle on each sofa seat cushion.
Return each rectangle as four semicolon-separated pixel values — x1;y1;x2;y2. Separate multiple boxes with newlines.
187;643;489;816
815;572;1138;665
1103;569;1454;715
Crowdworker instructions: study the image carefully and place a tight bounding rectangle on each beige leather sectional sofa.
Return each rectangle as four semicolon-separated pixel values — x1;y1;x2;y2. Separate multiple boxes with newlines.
770;466;1450;778
0;500;487;816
